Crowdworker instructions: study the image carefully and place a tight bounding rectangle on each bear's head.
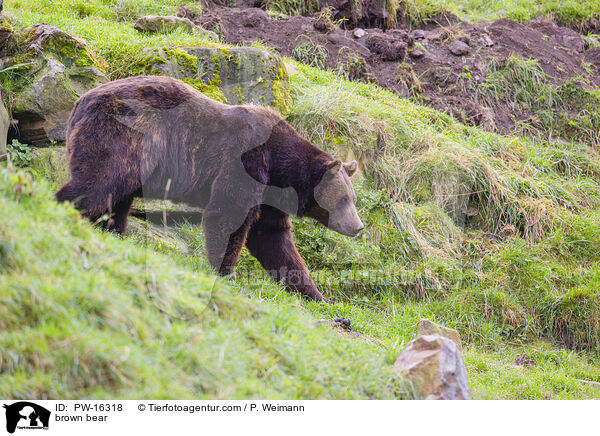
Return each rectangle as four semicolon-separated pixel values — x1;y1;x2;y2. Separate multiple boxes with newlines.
307;159;364;237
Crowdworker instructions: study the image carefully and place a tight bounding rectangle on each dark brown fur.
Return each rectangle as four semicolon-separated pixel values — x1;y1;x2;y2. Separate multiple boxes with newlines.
56;75;345;302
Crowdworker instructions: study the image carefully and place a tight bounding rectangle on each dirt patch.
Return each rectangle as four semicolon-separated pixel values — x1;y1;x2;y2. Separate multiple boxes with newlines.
186;4;600;143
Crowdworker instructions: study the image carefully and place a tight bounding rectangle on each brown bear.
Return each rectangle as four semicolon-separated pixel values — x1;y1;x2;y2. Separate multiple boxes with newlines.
56;75;363;302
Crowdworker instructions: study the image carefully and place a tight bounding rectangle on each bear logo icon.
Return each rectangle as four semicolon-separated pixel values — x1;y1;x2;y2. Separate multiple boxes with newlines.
3;402;50;434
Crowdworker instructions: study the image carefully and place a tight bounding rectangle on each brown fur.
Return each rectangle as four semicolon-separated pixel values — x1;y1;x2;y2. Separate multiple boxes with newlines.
56;75;361;302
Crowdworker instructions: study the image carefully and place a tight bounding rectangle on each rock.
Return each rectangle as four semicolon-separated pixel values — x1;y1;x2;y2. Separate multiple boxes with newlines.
30;147;70;187
458;35;470;45
352;28;367;39
2;24;108;146
395;335;471;400
134;15;218;40
0;96;9;155
449;40;470;56
417;319;462;351
327;33;371;56
138;46;290;112
410;49;425;58
412;29;425;40
365;34;406;61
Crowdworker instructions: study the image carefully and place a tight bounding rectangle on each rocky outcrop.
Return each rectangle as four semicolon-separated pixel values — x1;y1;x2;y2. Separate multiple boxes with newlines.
1;24;108;146
134;15;219;41
137;46;290;112
395;334;470;400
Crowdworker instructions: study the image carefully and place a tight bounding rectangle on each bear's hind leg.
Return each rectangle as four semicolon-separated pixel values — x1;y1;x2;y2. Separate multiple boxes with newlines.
107;195;135;234
56;180;83;204
203;206;259;276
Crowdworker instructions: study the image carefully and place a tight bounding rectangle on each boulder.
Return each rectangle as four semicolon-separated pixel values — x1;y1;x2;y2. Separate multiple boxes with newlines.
395;334;470;400
138;46;290;112
2;24;108;146
134;15;218;41
30;147;69;187
417;319;462;351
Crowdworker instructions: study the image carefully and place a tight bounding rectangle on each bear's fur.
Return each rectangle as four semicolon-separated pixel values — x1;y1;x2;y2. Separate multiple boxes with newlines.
56;75;363;302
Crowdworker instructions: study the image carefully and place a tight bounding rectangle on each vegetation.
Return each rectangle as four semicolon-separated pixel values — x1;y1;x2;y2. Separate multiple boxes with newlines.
261;0;600;26
2;0;600;400
0;166;410;399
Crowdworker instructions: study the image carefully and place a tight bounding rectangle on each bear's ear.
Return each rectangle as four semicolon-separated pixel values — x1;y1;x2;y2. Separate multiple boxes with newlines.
326;159;343;176
343;160;358;177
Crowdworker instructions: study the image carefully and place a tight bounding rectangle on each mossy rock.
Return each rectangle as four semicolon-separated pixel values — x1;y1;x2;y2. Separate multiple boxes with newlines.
30;146;70;187
1;24;107;146
138;46;290;113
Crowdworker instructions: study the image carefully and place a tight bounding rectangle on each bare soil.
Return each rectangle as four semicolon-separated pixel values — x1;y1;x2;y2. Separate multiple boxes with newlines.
183;3;600;139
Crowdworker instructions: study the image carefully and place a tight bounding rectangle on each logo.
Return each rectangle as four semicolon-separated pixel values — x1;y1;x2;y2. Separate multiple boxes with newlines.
2;402;50;434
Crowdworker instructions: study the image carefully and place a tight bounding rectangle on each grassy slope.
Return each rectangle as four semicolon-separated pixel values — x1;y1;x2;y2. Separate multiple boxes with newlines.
0;169;408;399
2;0;600;399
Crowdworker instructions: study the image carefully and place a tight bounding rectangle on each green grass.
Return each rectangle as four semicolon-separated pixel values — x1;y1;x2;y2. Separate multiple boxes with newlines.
0;166;410;399
261;0;600;26
4;0;223;80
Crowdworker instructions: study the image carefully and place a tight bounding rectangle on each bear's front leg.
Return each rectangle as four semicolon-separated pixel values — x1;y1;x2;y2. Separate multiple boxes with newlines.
245;206;328;302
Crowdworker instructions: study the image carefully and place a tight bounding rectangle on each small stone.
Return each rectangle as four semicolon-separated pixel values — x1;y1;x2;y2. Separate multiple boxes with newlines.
352;28;367;39
134;15;218;40
395;334;471;400
449;40;470;56
412;29;425;40
410;49;425;58
417;319;462;351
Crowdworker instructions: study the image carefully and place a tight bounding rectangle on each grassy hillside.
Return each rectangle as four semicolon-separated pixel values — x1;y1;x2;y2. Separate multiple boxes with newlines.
0;168;409;399
2;0;600;399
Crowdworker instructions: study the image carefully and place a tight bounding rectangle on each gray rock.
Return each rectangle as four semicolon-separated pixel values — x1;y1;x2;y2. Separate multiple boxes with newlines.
140;46;290;110
352;28;367;39
410;49;425;58
0;96;9;155
395;334;470;400
3;24;108;145
449;40;470;56
134;15;218;41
